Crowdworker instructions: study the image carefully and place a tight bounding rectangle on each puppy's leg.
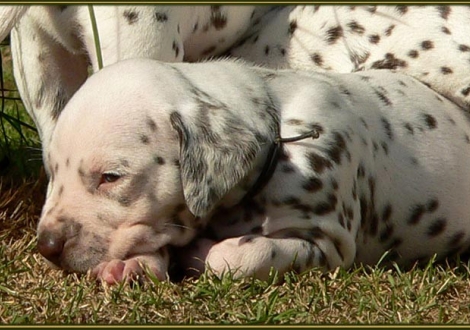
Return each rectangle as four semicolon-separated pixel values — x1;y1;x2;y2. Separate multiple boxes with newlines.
199;231;351;280
10;15;88;172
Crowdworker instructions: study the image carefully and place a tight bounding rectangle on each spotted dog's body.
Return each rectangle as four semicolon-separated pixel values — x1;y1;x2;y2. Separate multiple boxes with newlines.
229;5;470;110
37;58;470;283
5;5;470;172
1;5;269;170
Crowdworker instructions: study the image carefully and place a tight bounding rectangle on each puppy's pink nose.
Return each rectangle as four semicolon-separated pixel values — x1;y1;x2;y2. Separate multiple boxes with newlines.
37;231;65;267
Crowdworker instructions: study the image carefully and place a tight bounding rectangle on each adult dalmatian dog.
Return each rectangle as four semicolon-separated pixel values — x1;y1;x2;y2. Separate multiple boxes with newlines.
0;5;272;171
3;5;470;167
229;5;470;110
37;58;470;284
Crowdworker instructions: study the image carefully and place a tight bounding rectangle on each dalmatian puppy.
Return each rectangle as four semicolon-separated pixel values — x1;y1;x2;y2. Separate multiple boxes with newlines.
229;5;470;110
37;58;470;284
0;5;272;171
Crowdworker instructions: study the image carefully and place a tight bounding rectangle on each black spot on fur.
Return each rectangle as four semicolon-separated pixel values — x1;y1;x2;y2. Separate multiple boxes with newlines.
459;44;470;52
312;194;337;215
140;135;150;144
347;21;365;34
172;41;180;58
384;24;395;36
202;45;217;56
441;26;451;34
404;123;414;134
379;224;394;243
428;218;447;237
381;117;394;140
437;5;451;19
147;118;157;132
448;231;465;249
154;156;165;165
306;152;333;174
426;199;439;212
421;40;434;50
123;10;139;24
371;53;408;70
439;67;454;77
303;177;323;192
311;53;323;66
154;12;168;22
407;50;419;58
325;26;343;44
327;132;347;164
423;114;437;129
382;204;392;222
461;86;470;96
375;90;392;106
264;45;270;55
210;6;227;30
368;34;380;44
395;5;408;15
288;20;297;35
408;204;425;225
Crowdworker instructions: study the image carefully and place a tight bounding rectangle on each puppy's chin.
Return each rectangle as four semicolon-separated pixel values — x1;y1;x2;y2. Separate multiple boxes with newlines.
41;257;61;270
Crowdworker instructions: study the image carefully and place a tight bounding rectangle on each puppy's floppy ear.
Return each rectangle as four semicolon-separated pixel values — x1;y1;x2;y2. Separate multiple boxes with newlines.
170;109;272;217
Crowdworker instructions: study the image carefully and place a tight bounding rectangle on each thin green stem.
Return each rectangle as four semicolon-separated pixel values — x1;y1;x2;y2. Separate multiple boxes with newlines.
88;5;103;70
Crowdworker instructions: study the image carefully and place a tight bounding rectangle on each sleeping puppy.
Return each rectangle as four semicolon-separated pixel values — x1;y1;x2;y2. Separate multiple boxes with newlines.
37;58;470;284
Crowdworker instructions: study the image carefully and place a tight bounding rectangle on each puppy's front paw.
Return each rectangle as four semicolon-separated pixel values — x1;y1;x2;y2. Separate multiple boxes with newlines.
92;259;143;284
91;253;169;285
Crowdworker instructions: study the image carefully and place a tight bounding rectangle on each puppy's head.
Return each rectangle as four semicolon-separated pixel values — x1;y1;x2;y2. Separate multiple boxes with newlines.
37;59;278;274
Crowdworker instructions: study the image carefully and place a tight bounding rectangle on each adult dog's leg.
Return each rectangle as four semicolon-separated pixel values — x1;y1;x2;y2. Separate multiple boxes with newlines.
10;14;88;173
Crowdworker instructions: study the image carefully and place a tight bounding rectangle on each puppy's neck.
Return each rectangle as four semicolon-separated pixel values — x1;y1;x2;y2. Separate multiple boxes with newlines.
217;142;275;209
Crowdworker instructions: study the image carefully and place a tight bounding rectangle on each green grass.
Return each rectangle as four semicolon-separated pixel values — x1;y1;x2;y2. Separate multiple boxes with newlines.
1;39;470;325
0;40;41;179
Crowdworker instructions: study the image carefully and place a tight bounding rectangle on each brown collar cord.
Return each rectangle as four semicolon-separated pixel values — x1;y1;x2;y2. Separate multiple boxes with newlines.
242;128;320;202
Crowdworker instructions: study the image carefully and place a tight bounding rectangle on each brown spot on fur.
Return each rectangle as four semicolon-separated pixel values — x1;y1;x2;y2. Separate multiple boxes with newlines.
421;40;434;50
